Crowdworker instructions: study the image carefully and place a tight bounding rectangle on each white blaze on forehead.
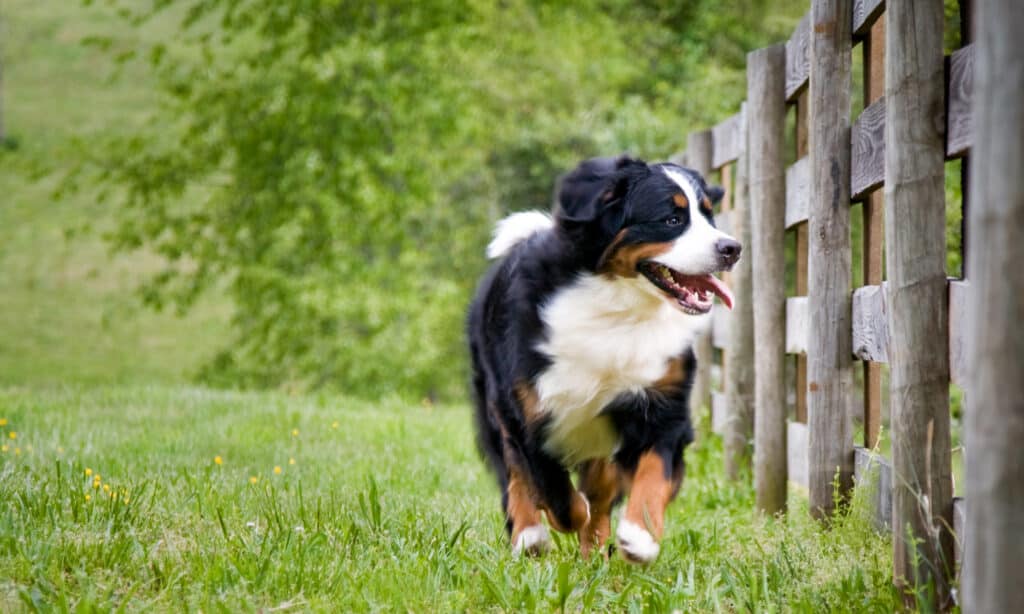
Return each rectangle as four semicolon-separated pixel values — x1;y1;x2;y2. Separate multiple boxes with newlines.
662;167;701;210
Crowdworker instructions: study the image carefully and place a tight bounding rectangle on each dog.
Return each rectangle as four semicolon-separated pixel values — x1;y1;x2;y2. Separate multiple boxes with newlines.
467;156;740;563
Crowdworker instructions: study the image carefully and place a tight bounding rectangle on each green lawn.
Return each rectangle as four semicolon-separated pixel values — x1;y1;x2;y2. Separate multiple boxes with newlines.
0;385;901;612
0;2;903;611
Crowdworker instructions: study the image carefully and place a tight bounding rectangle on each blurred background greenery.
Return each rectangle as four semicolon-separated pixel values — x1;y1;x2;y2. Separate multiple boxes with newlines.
2;0;809;399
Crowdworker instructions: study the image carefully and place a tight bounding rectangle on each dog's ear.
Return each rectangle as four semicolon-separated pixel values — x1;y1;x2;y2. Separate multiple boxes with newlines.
559;159;644;236
706;185;726;205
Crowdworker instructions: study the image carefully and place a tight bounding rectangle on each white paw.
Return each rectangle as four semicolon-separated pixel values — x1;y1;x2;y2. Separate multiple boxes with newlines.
616;519;660;564
512;525;551;556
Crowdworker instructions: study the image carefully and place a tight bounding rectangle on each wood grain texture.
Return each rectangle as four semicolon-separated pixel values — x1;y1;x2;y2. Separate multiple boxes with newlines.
724;103;755;481
711;304;731;350
947;280;969;387
711;392;728;436
794;91;810;425
785;12;811;101
885;0;953;601
852;284;888;363
687;130;714;417
851;97;886;200
946;44;975;158
807;0;854;519
785;157;809;228
964;6;1024;604
712;112;744;169
852;0;885;38
785;297;808;355
787;421;809;490
854;446;893;530
861;14;885;451
747;45;787;512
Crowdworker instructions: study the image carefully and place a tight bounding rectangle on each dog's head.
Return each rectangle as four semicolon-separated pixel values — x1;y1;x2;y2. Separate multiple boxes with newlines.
556;156;740;315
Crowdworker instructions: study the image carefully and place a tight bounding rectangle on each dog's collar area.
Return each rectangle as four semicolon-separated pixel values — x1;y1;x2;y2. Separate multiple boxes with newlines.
637;261;734;314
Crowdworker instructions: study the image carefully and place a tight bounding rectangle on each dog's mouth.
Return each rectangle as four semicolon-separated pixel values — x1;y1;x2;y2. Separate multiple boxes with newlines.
638;261;734;315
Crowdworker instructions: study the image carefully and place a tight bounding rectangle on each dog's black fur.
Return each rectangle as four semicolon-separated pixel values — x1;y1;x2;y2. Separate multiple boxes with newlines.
468;156;734;557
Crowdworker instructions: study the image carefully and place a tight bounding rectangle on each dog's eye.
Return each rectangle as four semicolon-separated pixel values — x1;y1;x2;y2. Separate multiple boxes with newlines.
666;216;682;227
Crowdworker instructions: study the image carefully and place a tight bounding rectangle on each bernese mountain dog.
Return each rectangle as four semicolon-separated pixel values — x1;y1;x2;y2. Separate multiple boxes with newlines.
468;156;741;563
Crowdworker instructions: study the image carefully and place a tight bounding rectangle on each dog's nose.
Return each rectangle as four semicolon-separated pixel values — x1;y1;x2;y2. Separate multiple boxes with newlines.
716;238;742;265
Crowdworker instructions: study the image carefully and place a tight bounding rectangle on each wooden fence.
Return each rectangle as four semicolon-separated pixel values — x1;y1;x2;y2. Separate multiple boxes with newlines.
671;0;1021;606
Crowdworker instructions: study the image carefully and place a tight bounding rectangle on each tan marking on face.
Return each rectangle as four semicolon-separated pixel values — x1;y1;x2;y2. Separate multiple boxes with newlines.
672;193;689;208
700;196;713;213
599;240;674;278
623;452;673;540
577;459;623;559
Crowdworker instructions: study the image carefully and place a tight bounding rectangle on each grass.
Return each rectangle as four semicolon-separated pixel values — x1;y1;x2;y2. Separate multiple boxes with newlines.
0;385;901;612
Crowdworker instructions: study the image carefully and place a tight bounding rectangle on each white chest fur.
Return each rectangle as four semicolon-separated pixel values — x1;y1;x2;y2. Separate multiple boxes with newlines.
534;274;708;463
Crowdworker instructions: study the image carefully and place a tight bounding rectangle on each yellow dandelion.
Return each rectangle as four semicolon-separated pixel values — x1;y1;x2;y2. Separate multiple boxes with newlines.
85;468;93;477
110;491;117;499
273;466;282;475
288;458;296;466
14;448;20;456
0;418;7;426
214;455;223;465
249;476;259;484
291;428;299;437
103;484;111;493
8;432;16;440
1;445;7;453
84;494;91;502
331;421;339;429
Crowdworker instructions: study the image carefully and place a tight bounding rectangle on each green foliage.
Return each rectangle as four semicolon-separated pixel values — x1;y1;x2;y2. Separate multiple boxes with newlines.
0;386;899;611
67;0;804;398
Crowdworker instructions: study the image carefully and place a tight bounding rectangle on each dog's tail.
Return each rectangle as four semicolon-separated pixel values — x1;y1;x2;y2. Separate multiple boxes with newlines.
486;211;554;259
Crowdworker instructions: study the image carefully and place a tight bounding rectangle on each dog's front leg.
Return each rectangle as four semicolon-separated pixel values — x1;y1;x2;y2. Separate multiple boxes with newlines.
617;448;675;564
523;443;591;535
576;459;622;559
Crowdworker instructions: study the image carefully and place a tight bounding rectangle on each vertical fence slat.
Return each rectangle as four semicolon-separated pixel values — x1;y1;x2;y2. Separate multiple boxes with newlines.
794;93;810;425
724;104;754;481
861;14;885;451
807;0;854;518
687;130;714;419
964;0;1024;610
885;0;954;602
749;44;788;514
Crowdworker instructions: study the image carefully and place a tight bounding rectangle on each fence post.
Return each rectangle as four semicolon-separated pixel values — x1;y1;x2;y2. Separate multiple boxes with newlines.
748;44;787;514
807;0;854;518
687;130;714;421
724;104;754;480
964;0;1024;610
885;0;954;603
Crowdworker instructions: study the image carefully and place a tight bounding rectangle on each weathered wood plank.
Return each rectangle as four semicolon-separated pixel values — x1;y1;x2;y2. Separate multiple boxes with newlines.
953;497;966;573
854;447;893;530
714;211;733;238
885;0;954;600
688;130;714;415
787;421;809;489
785;296;808;355
851;97;886;200
711;304;731;350
785;12;811;101
794;92;809;425
785;157;809;228
964;11;1024;604
711;391;728;436
948;280;969;387
852;0;885;37
852;284;888;363
807;0;854;518
712;112;744;169
748;45;787;512
946;44;975;159
725;104;755;481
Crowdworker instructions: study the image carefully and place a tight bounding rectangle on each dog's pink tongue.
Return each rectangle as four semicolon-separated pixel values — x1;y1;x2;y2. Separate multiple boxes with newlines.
702;274;734;310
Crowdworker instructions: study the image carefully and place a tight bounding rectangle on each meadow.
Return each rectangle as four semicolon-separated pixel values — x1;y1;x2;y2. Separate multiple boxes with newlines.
0;1;902;611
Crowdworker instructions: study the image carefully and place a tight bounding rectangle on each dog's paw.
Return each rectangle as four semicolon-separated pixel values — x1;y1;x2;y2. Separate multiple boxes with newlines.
512;525;551;556
616;519;660;564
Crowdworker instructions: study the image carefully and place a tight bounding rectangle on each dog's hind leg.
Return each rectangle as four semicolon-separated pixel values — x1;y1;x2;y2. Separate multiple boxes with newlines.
616;448;675;564
577;459;622;559
504;462;550;555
